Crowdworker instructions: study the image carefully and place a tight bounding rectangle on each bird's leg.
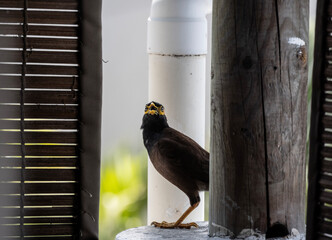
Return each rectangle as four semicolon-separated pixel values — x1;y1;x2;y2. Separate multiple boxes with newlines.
151;202;199;229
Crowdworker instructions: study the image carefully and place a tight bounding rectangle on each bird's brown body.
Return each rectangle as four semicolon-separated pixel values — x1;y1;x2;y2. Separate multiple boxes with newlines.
148;127;209;205
141;101;209;229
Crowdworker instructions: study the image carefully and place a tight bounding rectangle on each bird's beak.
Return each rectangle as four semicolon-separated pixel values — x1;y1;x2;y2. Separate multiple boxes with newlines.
145;109;158;115
145;102;159;115
144;102;165;116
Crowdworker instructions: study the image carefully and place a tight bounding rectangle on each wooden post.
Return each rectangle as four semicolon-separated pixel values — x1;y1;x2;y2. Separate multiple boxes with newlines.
209;0;308;237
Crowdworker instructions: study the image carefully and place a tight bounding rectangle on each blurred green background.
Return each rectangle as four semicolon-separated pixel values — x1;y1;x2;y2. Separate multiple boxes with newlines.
99;148;147;240
99;147;210;240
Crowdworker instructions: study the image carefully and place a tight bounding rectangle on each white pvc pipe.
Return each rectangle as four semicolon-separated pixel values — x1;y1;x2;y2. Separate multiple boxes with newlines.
147;0;211;224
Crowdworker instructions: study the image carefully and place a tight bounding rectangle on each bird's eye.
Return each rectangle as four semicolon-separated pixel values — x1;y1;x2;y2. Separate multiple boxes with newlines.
159;106;165;115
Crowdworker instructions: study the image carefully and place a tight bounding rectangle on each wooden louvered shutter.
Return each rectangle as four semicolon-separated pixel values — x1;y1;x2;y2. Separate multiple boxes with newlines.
0;0;102;239
307;0;332;239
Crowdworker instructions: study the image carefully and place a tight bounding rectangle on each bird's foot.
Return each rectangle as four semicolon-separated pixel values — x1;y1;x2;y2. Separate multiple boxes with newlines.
151;221;198;229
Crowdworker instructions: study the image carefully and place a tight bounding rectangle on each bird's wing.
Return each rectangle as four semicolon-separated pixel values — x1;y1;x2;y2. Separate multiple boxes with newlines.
155;128;209;186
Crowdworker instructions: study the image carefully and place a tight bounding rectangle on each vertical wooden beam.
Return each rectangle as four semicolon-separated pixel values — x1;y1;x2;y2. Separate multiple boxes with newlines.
209;0;308;236
209;0;268;236
266;1;308;233
79;0;102;239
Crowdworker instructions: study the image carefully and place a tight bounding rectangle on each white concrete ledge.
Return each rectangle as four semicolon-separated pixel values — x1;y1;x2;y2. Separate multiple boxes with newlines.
115;221;305;240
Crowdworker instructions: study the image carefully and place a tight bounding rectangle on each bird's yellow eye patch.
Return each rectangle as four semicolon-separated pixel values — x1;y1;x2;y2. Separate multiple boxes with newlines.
144;106;149;114
157;106;165;115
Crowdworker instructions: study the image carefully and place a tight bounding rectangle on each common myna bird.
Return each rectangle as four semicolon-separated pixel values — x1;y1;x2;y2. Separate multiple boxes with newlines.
141;101;209;229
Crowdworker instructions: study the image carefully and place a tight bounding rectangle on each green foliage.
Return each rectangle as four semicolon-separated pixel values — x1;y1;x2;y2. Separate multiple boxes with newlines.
99;148;147;240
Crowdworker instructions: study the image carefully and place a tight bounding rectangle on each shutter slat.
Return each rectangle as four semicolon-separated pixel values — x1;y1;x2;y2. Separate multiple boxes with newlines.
322;132;332;143
320;205;332;220
0;145;77;156
322;147;332;158
0;76;78;89
0;224;74;236
0;217;75;224
0;50;78;64
0;195;75;206
0;183;77;194
0;237;74;240
320;190;332;205
0;131;78;143
326;66;332;78
0;158;77;167
323;116;332;128
0;10;78;25
327;54;332;61
322;160;332;173
325;82;332;91
0;64;78;75
0;90;78;104
0;37;78;50
0;0;79;10
0;105;78;119
0;120;78;130
0;24;78;37
318;235;332;240
0;169;77;181
319;222;332;235
324;102;332;113
0;207;75;217
320;175;332;189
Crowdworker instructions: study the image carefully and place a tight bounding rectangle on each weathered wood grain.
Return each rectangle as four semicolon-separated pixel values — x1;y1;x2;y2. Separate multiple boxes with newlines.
210;0;268;236
265;1;308;233
210;0;308;236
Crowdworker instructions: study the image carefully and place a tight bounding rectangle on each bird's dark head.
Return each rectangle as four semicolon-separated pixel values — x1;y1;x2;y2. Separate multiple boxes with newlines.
140;101;169;131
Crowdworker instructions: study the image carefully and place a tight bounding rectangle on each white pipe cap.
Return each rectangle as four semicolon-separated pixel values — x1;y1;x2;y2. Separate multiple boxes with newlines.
147;0;210;55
